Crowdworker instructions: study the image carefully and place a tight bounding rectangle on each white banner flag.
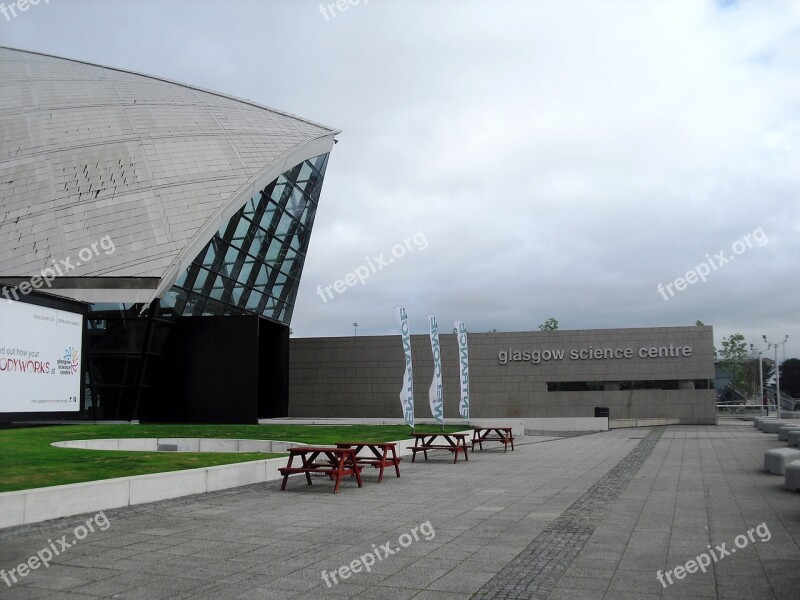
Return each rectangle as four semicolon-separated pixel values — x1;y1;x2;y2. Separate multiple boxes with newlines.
454;321;470;421
394;305;414;428
427;315;444;425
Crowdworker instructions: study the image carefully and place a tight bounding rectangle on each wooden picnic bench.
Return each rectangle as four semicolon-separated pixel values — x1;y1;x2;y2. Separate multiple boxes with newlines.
471;426;515;452
410;433;469;463
279;446;362;493
335;442;402;482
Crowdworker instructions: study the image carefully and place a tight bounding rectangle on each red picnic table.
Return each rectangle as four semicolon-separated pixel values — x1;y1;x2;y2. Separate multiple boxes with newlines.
471;426;515;452
279;446;362;493
336;442;402;482
410;432;470;463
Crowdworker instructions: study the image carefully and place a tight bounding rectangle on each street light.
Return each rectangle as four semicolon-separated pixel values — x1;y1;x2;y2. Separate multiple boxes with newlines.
751;344;765;415
763;334;789;419
353;322;359;337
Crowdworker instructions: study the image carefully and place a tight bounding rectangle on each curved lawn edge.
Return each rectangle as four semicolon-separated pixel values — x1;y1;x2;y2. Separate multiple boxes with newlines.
51;438;303;453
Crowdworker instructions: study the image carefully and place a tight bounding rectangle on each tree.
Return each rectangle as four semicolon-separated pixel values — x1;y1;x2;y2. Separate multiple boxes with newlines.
780;359;800;397
718;333;748;396
538;317;558;331
696;320;705;326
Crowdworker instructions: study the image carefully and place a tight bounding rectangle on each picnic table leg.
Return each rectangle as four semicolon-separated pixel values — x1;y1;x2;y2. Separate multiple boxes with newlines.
332;452;345;494
377;447;386;483
451;436;459;463
510;432;515;451
304;453;315;485
353;451;363;488
280;454;294;490
392;445;401;478
463;437;469;461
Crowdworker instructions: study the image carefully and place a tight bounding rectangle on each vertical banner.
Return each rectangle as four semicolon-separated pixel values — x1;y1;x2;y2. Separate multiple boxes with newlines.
394;305;414;428
454;320;470;421
427;315;444;425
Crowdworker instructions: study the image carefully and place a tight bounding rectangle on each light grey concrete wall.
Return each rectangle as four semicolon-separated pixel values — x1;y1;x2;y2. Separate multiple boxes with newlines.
288;326;716;426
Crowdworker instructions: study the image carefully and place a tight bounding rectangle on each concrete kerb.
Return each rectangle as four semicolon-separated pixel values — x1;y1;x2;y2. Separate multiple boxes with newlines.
0;431;471;529
51;438;302;453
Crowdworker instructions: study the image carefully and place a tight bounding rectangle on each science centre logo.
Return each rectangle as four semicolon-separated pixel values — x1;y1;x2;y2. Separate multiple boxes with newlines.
58;347;79;375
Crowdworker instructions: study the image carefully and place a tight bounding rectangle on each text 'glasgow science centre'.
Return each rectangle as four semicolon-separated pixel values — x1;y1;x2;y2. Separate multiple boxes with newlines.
498;344;694;365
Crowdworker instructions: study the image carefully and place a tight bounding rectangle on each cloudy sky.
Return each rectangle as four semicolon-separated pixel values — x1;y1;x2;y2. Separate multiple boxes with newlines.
1;0;798;358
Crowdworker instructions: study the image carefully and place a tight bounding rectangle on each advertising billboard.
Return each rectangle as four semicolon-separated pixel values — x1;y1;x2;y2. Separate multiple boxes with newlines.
0;298;83;413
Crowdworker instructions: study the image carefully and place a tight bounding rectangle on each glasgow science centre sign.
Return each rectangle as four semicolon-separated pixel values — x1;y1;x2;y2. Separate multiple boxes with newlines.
498;344;694;365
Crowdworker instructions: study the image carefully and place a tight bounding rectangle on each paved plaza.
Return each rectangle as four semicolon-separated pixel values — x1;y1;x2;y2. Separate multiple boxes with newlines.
1;424;798;599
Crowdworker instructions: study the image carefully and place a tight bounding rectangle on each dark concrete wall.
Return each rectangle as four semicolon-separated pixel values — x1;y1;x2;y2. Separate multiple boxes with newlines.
288;326;716;425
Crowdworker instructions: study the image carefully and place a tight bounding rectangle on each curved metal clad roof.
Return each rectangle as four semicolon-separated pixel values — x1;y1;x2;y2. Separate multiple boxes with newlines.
0;47;338;285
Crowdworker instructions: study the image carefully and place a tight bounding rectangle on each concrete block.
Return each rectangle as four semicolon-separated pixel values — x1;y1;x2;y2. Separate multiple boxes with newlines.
86;439;122;450
758;417;783;433
785;460;800;492
206;460;265;492
158;438;199;452
117;438;158;451
129;469;207;504
761;421;785;434
264;457;284;481
788;430;800;448
24;479;130;523
0;492;25;528
765;448;800;475
198;439;240;453
238;439;274;453
778;425;800;441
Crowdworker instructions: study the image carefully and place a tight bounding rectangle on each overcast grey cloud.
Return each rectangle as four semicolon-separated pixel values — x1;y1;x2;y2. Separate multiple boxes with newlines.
1;0;798;357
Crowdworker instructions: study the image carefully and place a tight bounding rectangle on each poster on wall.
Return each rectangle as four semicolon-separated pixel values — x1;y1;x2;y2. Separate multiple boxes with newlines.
0;299;83;413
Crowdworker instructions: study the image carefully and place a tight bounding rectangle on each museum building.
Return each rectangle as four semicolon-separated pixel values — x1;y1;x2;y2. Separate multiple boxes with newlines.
0;47;338;422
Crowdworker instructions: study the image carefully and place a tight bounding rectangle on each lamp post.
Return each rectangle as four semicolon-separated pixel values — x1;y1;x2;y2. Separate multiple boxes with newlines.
763;335;789;419
751;344;764;416
353;322;359;337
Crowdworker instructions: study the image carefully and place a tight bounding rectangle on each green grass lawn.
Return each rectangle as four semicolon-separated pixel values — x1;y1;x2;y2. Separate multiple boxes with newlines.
0;423;465;493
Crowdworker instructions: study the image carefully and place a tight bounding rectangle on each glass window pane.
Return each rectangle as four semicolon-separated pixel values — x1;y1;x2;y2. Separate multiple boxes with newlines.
254;263;270;287
231;218;250;246
246;291;263;312
238;256;256;285
231;285;247;306
274;211;295;241
193;267;210;293
202;243;217;268
266;238;284;264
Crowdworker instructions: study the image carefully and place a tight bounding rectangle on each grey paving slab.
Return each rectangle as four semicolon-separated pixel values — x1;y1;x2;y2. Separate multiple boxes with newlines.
1;425;799;599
